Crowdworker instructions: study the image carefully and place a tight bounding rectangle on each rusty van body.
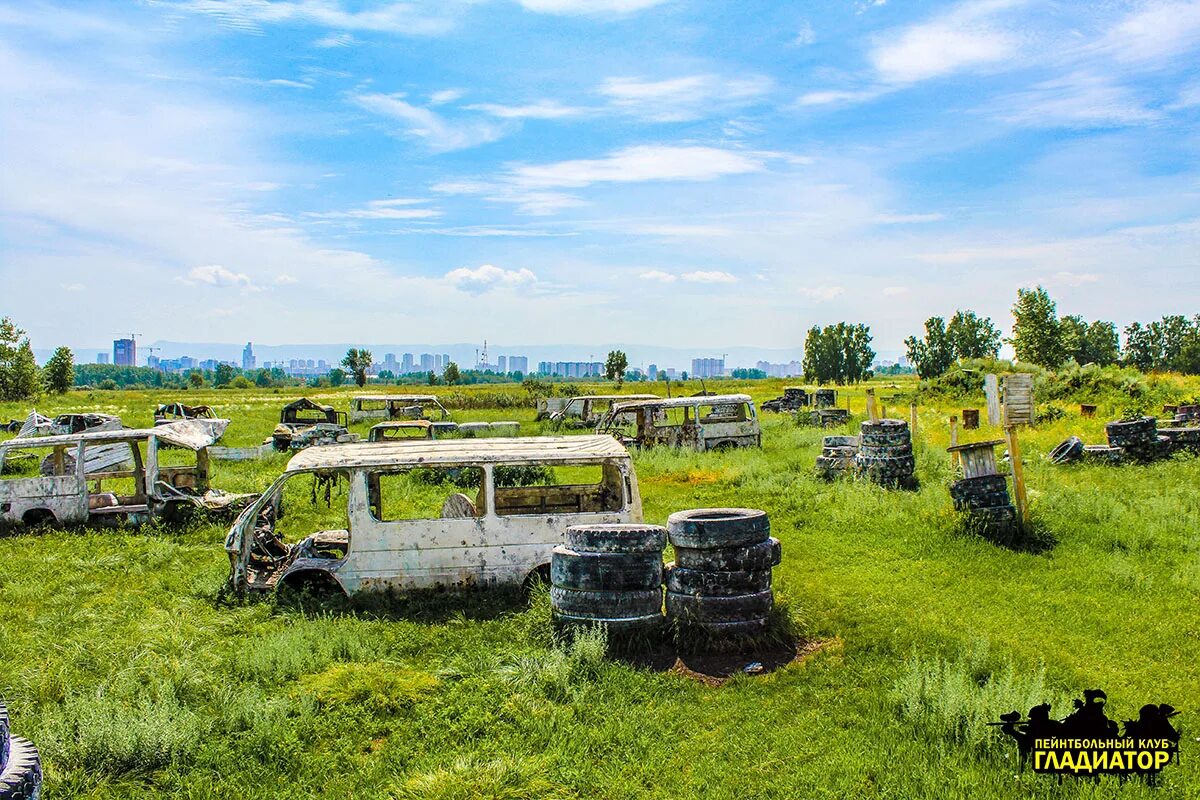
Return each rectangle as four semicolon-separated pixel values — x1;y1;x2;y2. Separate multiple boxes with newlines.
596;394;761;451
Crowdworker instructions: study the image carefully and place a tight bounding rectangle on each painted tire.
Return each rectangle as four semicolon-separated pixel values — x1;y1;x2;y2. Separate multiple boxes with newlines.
549;586;662;618
551;612;664;635
1105;417;1157;448
564;523;667;554
665;565;771;596
969;504;1017;523
953;490;1011;511
856;455;916;476
0;737;41;800
673;537;781;571
667;508;770;549
665;590;774;623
1049;436;1085;464
950;475;1008;496
858;443;913;458
822;446;858;458
550;547;663;591
822;435;858;448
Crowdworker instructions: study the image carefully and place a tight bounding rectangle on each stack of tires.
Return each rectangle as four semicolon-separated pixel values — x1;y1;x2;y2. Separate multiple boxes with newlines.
813;389;837;408
856;419;918;489
1105;417;1170;461
948;475;1017;538
816;435;858;480
665;509;780;641
550;524;666;637
0;700;42;800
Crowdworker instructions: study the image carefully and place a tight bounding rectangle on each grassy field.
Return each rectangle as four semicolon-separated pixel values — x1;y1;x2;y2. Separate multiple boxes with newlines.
1;379;1197;799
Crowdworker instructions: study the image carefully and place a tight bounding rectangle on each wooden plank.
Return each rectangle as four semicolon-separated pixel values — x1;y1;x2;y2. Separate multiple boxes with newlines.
1004;424;1028;526
865;389;879;423
984;374;1001;426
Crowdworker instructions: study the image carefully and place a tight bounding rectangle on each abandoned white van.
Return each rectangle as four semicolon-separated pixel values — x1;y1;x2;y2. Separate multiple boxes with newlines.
224;435;643;595
596;394;762;451
348;395;450;424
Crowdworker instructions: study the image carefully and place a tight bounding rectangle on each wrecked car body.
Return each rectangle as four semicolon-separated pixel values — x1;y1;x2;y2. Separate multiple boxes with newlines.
348;394;450;424
272;398;356;451
596;394;761;451
224;435;642;595
367;420;461;442
549;394;658;428
761;387;809;413
0;419;255;528
6;411;132;476
154;403;217;426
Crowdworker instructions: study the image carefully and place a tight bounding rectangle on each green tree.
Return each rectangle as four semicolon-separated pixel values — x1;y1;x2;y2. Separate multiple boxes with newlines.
604;350;629;387
188;370;205;388
0;318;40;402
443;361;461;385
341;348;373;387
1062;317;1119;365
328;368;347;387
255;368;273;388
427;370;439;385
804;322;874;384
904;317;955;379
214;362;235;387
946;310;1001;359
1009;286;1066;367
44;346;75;394
1123;322;1158;371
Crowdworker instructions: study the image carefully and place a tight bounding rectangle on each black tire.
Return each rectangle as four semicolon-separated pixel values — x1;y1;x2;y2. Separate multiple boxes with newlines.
674;617;770;638
822;435;858;448
563;523;667;554
550;547;663;591
859;433;912;448
1105;417;1157;448
549;586;662;618
950;475;1008;497
858;443;913;458
953;490;1011;511
673;537;782;571
969;504;1017;523
1049;436;1085;464
1083;445;1125;464
665;565;771;596
665;590;774;622
667;508;770;549
0;737;41;800
821;445;858;458
856;454;916;477
815;456;855;471
0;700;8;774
552;612;664;636
860;419;908;435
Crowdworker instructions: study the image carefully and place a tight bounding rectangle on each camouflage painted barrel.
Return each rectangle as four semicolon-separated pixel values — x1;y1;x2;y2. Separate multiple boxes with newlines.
665;509;778;640
856;419;918;489
550;524;666;636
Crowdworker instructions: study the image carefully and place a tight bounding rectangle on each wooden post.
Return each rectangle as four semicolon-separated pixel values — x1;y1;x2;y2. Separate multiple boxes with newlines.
1004;423;1028;527
950;415;959;467
984;374;1001;426
909;403;917;437
865;389;879;423
881;402;888;420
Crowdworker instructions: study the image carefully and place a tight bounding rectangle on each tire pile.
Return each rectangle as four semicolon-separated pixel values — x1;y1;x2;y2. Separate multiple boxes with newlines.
665;509;780;640
0;700;42;800
948;474;1017;537
855;419;918;489
813;389;837;408
1105;417;1171;460
816;435;858;480
1054;416;1180;466
550;524;666;637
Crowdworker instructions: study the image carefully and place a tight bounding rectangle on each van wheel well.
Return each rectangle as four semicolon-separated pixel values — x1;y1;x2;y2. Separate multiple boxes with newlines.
22;508;56;527
279;570;346;597
523;563;552;594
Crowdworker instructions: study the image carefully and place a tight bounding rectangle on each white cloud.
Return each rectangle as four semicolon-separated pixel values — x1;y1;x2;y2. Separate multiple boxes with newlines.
467;100;589;119
313;32;355;48
275;274;298;284
869;0;1021;85
1048;270;1100;287
873;212;945;224
444;264;537;293
305;198;442;220
430;88;466;105
61;282;86;292
353;92;506;152
184;264;258;290
517;0;670;15
1094;1;1200;65
794;21;815;46
510;145;767;188
681;270;737;283
991;72;1159;128
599;74;772;121
639;270;677;282
170;0;462;36
266;78;312;89
797;88;883;106
630;223;734;237
798;285;846;300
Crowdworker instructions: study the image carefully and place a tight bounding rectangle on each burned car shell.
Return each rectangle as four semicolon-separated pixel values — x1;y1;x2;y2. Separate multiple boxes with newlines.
225;435;643;595
348;394;450;424
596;394;761;451
549;394;659;427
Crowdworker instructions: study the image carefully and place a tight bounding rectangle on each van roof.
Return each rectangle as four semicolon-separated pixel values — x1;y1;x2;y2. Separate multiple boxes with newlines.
564;394;658;402
370;420;432;430
0;419;228;452
352;394;440;402
286;434;630;470
611;394;753;412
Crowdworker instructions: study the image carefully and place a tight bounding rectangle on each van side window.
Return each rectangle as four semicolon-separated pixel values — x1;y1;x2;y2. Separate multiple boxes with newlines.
700;402;747;422
654;407;691;427
367;467;487;521
493;463;624;516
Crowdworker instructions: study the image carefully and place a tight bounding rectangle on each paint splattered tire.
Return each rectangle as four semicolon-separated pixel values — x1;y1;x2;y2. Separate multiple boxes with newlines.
0;701;8;774
675;617;770;637
551;612;664;636
550;547;663;591
1049;436;1085;464
549;587;663;618
856;454;916;477
821;445;858;458
665;565;771;596
563;523;666;554
666;508;770;549
822;435;858;448
969;505;1017;524
0;737;42;800
950;475;1008;496
858;443;913;458
1105;417;1157;448
1083;445;1126;464
672;537;781;571
815;455;855;472
666;590;774;623
952;490;1011;512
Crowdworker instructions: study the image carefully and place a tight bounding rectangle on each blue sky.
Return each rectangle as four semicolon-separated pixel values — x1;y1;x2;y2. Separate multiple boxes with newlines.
1;0;1198;356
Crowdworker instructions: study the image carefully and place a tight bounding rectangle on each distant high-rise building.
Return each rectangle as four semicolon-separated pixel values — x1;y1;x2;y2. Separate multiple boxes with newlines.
508;355;528;374
497;355;507;373
442;353;450;369
420;353;436;372
96;353;109;364
242;342;256;371
647;363;658;380
383;353;399;373
402;353;415;374
691;357;724;378
113;338;136;367
147;355;161;370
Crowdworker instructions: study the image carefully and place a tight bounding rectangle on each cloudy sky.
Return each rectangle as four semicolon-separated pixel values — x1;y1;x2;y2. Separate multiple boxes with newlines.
1;0;1198;355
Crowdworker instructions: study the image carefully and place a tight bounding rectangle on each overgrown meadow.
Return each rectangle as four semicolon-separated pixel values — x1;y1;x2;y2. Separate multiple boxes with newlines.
1;378;1197;799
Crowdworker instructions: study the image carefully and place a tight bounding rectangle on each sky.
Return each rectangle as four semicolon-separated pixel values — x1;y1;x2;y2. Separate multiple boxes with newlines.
1;0;1198;359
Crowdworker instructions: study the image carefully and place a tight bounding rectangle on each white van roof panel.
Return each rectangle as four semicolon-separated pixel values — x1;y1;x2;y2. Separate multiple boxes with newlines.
285;434;631;470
